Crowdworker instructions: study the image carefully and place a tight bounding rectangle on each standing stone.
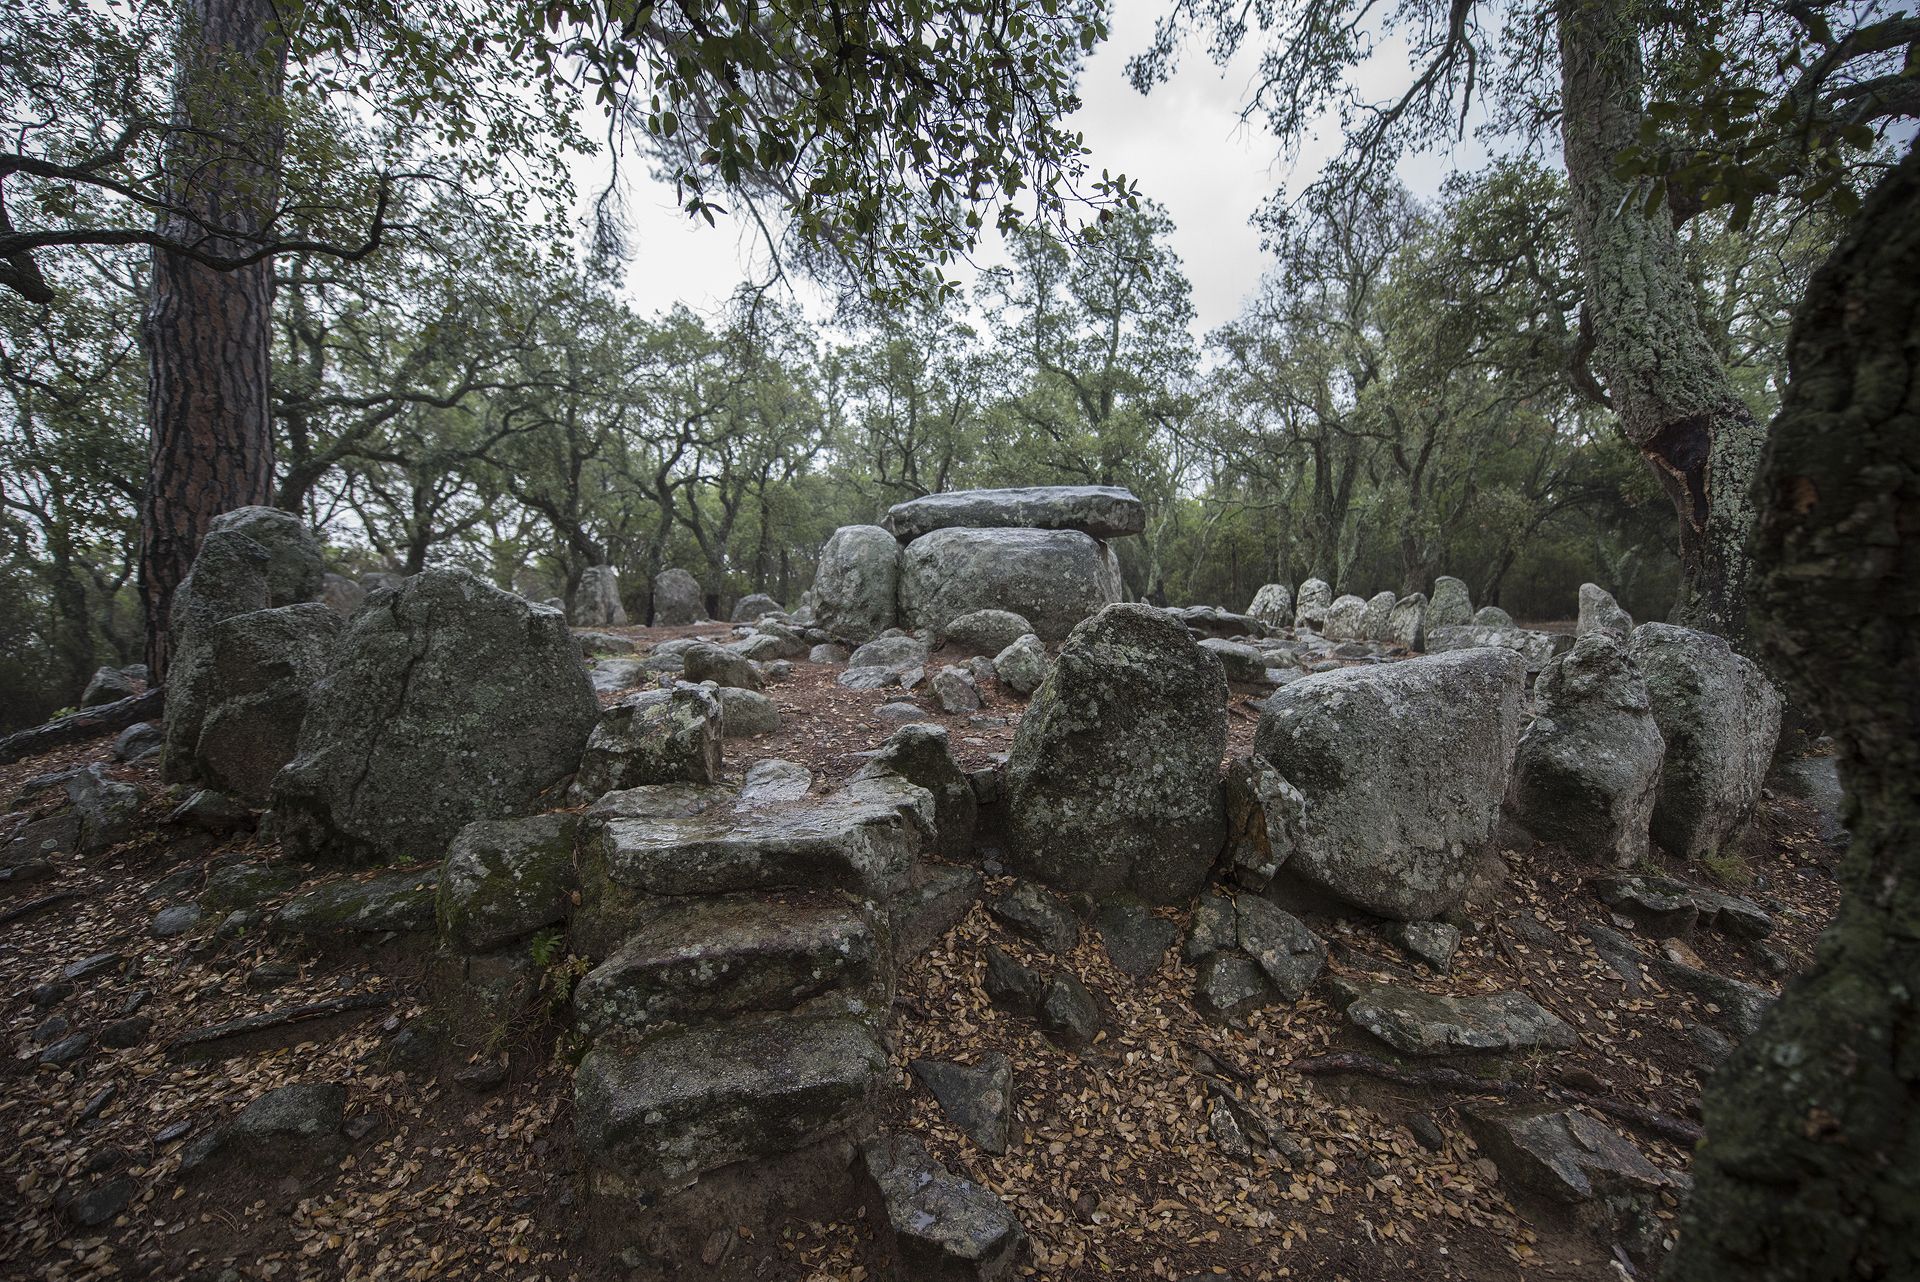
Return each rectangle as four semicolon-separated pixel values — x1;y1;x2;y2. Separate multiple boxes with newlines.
650;568;707;625
1576;583;1634;639
570;685;726;802
1361;591;1398;642
992;634;1048;697
269;567;599;864
204;506;326;607
81;666;139;707
899;527;1122;644
731;592;782;622
1386;593;1428;651
882;485;1144;541
1473;604;1516;630
1247;584;1293;631
1507;633;1665;866
1429;575;1473;626
810;525;901;643
1322;594;1368;640
854;723;977;859
437;813;580;952
577;566;628;627
1006;604;1227;903
1293;579;1332;631
1254;648;1527;920
1627;623;1784;861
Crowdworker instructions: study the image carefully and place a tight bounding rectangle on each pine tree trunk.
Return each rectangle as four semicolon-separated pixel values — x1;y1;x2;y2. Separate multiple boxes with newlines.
1558;0;1765;639
138;0;285;681
1665;147;1920;1281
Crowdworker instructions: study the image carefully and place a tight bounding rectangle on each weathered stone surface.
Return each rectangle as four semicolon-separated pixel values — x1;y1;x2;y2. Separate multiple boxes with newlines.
1360;591;1398;642
709;686;780;737
1254;648;1526;920
741;758;813;803
938;609;1036;656
1339;981;1575;1056
1195;952;1273;1020
181;1082;346;1177
1247;584;1293;631
570;686;724;803
982;945;1046;1016
572;892;885;1035
1038;972;1102;1049
209;506;327;606
1507;633;1666;866
1322;594;1369;641
911;1054;1013;1155
113;721;163;763
1473;605;1516;629
1429;576;1473;626
1199;638;1270;684
931;665;983;714
810;525;900;643
64;764;142;853
574;1017;886;1191
987;881;1080;954
1293;579;1332;630
576;566;628;627
1653;943;1776;1037
151;903;203;938
681;640;762;690
1576;584;1633;639
1093;901;1177;977
1463;1107;1670;1203
270;568;598;864
809;643;851;664
575;630;636;657
1235;896;1325;1000
574;782;928;954
588;658;651;694
1592;873;1773;940
650;568;707;625
900;528;1122;644
1168;605;1265;640
1006;604;1227;903
320;573;367;617
200;860;297;913
1425;624;1562;673
1184;889;1237;961
854;723;977;860
1386;920;1462;973
731;592;782;623
1220;754;1303;892
848;635;930;674
861;1132;1025;1280
438;813;578;952
272;867;439;938
992;634;1048;696
1627;623;1784;861
81;666;138;707
166;603;341;804
889;863;983;961
1386;593;1428;651
884;485;1144;542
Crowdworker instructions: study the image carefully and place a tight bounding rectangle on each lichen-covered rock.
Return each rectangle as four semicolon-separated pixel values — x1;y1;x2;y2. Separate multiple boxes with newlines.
1338;980;1576;1056
861;1132;1026;1280
437;813;579;952
165;603;341;804
81;666;138;707
269;567;598;864
1247;583;1293;630
939;608;1035;656
1429;575;1473;626
1576;583;1633;639
1005;604;1227;903
1234;895;1325;1000
1627;623;1784;862
847;634;929;675
931;665;982;713
207;506;326;607
576;565;627;627
64;764;141;853
649;567;707;625
899;527;1122;644
271;867;439;938
1254;647;1526;920
180;1082;345;1178
574;1016;886;1192
1425;623;1563;673
1198;638;1270;684
992;634;1048;696
854;723;977;859
810;525;900;643
1463;1107;1671;1204
1360;591;1398;642
570;686;725;802
910;1054;1012;1155
1220;755;1303;891
883;485;1144;541
1322;594;1368;640
711;685;780;737
1292;579;1332;630
1386;593;1428;651
681;640;762;690
1507;633;1665;866
1167;605;1265;640
731;592;782;622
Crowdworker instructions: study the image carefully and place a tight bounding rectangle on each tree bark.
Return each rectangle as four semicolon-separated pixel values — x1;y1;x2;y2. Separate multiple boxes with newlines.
1665;148;1920;1281
1558;0;1765;639
139;0;286;681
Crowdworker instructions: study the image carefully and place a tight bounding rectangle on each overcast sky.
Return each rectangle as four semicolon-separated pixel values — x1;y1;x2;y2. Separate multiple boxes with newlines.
596;1;1492;337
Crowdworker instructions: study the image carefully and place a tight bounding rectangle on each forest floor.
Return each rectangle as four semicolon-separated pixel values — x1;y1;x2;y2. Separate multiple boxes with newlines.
0;620;1844;1282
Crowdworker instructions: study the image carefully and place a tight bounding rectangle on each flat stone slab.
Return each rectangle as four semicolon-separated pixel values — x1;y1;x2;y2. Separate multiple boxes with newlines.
1338;980;1576;1056
861;1133;1026;1280
882;485;1145;542
1593;873;1774;940
271;868;438;938
1463;1107;1672;1204
574;1016;886;1192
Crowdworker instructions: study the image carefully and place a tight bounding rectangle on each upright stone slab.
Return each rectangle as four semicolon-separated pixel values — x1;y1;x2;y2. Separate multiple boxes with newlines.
1322;594;1368;640
882;485;1145;541
1429;575;1473;626
809;524;901;643
1627;623;1783;861
1293;579;1332;631
650;568;707;625
577;566;627;627
899;527;1122;644
1254;648;1526;920
1576;583;1633;639
1361;591;1398;641
204;506;326;608
1247;584;1293;631
1005;604;1227;903
1507;633;1665;866
570;685;725;802
269;567;599;864
1386;593;1428;651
